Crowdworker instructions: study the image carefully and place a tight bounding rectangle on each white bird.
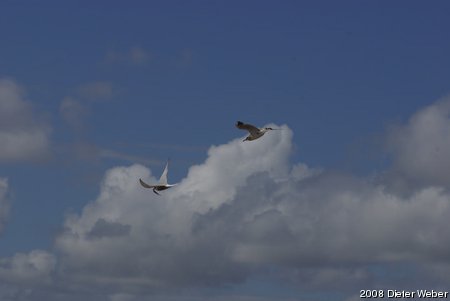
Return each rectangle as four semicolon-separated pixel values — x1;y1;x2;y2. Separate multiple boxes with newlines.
235;121;280;141
139;160;178;195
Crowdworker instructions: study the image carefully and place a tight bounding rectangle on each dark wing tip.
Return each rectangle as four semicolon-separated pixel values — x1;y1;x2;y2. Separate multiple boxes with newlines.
236;121;244;128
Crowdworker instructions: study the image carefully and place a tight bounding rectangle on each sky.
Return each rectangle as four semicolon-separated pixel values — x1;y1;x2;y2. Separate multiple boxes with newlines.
1;1;450;300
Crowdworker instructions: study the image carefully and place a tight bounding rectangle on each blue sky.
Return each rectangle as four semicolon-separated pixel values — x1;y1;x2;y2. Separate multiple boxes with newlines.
1;1;450;300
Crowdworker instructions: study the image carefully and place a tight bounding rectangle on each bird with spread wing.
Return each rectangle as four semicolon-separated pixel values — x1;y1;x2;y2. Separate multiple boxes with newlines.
235;121;280;141
139;160;178;195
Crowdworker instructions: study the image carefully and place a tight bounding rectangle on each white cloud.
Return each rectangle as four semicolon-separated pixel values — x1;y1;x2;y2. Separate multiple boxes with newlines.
387;96;450;187
5;97;450;299
52;126;292;291
0;79;51;162
170;124;292;212
0;250;56;285
51;121;450;296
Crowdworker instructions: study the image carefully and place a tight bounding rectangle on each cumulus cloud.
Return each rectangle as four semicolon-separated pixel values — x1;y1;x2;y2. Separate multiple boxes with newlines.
50;126;291;291
0;250;56;285
87;218;131;239
387;96;450;187
0;79;51;162
5;97;450;299
49;121;450;296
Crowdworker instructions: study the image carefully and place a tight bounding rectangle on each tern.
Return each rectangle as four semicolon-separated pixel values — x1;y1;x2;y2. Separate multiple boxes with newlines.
235;121;280;141
139;160;177;195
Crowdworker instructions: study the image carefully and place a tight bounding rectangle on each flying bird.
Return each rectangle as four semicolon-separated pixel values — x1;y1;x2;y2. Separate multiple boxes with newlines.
139;160;178;195
235;121;280;141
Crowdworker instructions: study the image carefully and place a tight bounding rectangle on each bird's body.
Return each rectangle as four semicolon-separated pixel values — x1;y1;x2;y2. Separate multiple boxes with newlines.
235;121;278;141
139;160;177;195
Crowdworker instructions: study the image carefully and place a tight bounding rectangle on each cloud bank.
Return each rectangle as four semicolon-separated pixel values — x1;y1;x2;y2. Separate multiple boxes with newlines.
3;97;450;300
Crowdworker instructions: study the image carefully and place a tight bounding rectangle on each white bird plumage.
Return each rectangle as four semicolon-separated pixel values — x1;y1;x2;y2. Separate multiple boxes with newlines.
235;121;280;141
139;160;178;195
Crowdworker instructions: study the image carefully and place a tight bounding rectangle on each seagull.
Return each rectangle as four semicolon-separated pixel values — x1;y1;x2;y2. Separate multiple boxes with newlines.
235;121;280;141
139;160;178;195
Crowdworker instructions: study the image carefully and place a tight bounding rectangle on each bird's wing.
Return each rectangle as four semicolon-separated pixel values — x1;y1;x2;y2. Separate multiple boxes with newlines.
236;121;260;135
139;178;156;189
158;160;169;185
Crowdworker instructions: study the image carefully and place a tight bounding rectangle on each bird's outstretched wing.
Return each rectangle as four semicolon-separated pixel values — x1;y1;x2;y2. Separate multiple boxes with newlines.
158;160;169;185
236;121;260;136
139;178;156;189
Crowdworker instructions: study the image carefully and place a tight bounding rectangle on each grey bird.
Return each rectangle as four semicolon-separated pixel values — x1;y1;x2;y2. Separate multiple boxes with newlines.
235;121;280;141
